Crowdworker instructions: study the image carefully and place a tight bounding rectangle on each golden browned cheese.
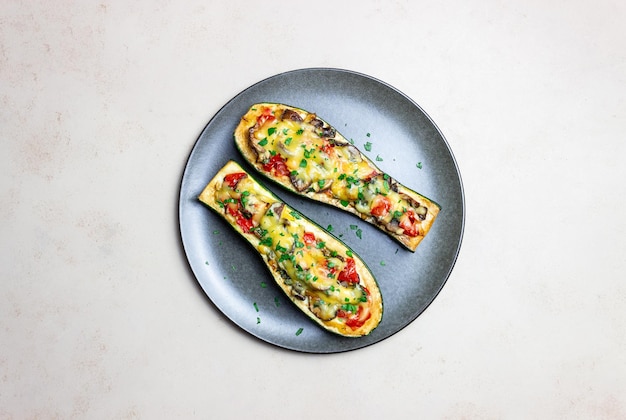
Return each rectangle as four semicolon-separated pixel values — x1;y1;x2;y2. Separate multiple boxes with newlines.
234;103;440;252
199;160;383;337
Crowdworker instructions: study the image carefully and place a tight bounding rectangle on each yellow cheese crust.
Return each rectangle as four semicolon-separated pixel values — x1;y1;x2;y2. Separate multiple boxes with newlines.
234;103;441;252
199;160;383;337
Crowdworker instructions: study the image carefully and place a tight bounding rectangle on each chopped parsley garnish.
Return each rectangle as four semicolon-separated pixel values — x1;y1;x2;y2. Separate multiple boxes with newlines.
289;210;301;219
253;302;259;312
356;229;362;239
257;317;261;324
364;141;372;151
296;129;304;135
258;138;268;146
416;162;423;169
350;225;358;230
380;260;386;266
326;224;334;232
376;155;383;161
317;179;325;188
366;133;371;137
316;241;326;249
267;127;276;136
340;200;349;207
285;137;293;145
299;159;307;168
295;328;303;336
260;282;267;288
346;250;353;257
274;297;280;307
342;303;358;312
260;236;273;247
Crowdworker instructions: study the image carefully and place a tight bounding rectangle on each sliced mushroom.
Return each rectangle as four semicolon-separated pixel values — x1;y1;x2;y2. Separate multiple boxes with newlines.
247;127;270;161
281;108;303;122
289;172;312;192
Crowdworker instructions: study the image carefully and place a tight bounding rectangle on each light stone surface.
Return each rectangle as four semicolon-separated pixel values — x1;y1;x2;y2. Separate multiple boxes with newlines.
1;1;625;418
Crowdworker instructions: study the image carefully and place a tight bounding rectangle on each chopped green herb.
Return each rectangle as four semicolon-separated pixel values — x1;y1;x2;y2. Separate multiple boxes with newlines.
356;229;362;239
366;132;371;137
380;261;386;266
342;303;358;312
253;302;259;312
260;282;267;288
290;170;298;176
289;210;301;219
285;137;293;145
346;250;353;257
295;328;303;336
260;236;273;247
213;230;220;235
274;297;280;307
317;179;325;188
299;159;307;168
282;128;289;135
327;224;334;232
258;138;268;146
350;225;358;230
416;162;423;169
364;141;372;151
267;127;276;136
205;261;209;265
376;155;383;161
316;241;326;249
340;200;349;207
296;129;304;135
257;317;261;324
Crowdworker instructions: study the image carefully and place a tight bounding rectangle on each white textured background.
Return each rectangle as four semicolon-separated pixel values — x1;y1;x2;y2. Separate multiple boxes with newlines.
2;1;625;418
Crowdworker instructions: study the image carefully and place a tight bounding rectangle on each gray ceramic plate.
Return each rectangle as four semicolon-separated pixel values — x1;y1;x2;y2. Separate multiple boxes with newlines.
179;68;464;353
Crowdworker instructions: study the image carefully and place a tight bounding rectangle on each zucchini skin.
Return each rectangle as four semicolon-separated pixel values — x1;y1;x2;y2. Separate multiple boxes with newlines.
198;160;383;337
234;103;441;252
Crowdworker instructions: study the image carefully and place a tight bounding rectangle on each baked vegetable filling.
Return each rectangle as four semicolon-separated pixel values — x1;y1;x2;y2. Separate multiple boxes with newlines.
247;105;433;240
212;167;374;330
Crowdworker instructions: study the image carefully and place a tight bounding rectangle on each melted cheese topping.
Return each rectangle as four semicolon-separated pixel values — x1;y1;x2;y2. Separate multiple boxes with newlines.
215;173;370;326
250;107;431;238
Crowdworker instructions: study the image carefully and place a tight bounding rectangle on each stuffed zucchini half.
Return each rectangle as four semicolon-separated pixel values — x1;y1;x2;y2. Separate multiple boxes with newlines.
198;160;383;337
234;103;441;252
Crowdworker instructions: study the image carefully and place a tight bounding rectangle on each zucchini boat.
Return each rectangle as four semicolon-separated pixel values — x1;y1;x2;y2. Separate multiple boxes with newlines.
198;160;383;337
234;103;441;252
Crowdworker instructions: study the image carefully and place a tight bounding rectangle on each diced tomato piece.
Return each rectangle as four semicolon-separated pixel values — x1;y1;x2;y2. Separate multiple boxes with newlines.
399;210;420;237
226;204;254;233
337;306;371;330
370;195;391;217
337;258;360;284
303;231;316;246
319;142;334;156
257;107;276;127
345;306;371;329
262;154;290;177
223;172;247;188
